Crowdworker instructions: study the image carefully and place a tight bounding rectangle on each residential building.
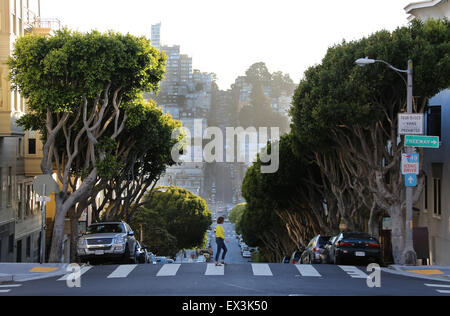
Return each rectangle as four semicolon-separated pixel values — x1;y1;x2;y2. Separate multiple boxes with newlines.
405;0;450;264
0;0;60;262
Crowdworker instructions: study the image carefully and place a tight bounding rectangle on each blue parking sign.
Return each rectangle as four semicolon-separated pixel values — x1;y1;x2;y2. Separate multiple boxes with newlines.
405;174;417;187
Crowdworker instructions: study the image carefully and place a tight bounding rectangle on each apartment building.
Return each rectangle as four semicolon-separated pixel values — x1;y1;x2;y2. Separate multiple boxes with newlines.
0;0;60;262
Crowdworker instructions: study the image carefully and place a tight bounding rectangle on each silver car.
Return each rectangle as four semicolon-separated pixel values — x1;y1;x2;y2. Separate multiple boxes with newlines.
77;222;138;264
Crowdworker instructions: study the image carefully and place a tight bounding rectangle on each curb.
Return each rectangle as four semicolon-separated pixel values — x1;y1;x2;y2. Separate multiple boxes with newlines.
382;266;450;283
0;263;72;283
0;273;13;283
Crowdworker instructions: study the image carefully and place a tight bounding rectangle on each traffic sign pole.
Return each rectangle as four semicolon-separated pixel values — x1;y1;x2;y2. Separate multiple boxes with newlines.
404;60;416;264
40;183;46;264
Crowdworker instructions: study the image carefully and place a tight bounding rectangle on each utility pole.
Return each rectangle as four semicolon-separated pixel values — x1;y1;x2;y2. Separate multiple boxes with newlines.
402;60;417;265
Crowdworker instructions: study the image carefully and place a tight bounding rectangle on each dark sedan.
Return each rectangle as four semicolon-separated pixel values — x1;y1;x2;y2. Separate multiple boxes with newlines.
327;232;382;265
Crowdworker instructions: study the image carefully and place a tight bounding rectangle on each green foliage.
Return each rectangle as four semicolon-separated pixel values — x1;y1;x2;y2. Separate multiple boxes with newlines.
143;186;212;250
290;19;450;151
228;203;247;235
130;207;178;258
9;28;166;119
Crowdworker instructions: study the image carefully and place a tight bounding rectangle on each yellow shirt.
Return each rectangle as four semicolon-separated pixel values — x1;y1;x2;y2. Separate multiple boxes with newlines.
215;224;225;239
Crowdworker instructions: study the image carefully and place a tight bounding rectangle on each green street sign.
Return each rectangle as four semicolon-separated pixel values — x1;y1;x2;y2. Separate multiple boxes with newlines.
405;135;440;148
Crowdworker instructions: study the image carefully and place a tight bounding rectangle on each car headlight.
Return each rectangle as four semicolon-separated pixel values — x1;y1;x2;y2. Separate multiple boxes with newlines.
113;236;125;244
77;238;86;248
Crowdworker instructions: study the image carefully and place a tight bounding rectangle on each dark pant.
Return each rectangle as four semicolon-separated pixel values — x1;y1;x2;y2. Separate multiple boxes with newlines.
215;237;227;262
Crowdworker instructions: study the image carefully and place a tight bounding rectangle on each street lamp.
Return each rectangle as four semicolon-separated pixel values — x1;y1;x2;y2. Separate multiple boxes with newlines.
355;57;417;265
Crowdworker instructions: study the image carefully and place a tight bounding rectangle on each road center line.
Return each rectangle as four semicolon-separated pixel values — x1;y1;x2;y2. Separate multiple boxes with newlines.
425;283;450;288
0;284;22;288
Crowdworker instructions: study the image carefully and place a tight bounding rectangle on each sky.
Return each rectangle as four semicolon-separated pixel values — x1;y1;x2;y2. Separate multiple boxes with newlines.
40;0;414;90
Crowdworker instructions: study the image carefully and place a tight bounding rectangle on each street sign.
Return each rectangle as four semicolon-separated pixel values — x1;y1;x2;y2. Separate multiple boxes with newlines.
32;174;59;196
401;153;419;175
404;135;439;148
405;174;417;187
398;113;424;135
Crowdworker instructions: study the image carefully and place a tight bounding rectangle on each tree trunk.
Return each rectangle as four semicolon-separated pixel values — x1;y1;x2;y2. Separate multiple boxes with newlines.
48;195;69;263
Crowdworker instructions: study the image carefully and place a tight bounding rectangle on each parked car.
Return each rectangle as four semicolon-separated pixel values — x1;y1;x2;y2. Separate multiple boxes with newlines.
323;235;340;263
290;247;306;264
146;252;157;264
155;256;168;264
77;221;138;264
327;232;382;265
300;235;331;264
135;241;147;264
242;250;252;258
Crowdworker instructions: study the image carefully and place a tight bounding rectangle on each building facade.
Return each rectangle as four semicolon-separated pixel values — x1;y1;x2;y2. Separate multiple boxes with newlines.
0;0;60;262
405;0;450;264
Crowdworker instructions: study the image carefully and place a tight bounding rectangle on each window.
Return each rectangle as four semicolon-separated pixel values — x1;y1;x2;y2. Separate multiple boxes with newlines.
0;167;2;208
433;178;441;216
427;106;441;139
17;183;23;220
7;167;12;207
424;175;428;210
28;138;36;154
8;234;14;253
26;236;31;258
18;137;23;157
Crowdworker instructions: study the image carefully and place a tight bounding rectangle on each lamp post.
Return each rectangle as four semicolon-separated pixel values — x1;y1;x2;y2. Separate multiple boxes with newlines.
355;57;417;265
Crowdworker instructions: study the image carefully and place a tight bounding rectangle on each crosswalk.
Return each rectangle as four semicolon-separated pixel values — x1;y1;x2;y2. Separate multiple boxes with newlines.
53;263;372;281
0;284;22;293
424;283;450;294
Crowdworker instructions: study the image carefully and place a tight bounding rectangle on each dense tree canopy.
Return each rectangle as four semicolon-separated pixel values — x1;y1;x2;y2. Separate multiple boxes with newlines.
143;186;212;250
8;29;167;262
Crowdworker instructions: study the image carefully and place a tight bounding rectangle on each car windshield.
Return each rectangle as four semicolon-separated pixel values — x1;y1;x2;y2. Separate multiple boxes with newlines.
86;224;124;234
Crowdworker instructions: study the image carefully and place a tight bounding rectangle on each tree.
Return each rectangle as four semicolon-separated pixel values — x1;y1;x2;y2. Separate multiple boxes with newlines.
130;207;179;258
228;203;246;234
143;186;212;250
91;97;182;223
290;19;450;264
9;29;166;262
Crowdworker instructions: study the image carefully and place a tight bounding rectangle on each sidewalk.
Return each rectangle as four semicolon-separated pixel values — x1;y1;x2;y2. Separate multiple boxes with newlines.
384;265;450;283
0;263;71;283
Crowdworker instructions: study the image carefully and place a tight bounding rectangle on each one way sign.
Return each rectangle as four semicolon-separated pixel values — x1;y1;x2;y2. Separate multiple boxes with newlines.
405;174;417;187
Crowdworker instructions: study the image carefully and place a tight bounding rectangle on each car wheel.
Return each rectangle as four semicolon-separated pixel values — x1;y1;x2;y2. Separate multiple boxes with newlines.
334;255;341;265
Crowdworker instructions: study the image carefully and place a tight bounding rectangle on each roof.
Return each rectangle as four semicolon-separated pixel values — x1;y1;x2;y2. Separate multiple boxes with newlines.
404;0;448;21
405;0;444;13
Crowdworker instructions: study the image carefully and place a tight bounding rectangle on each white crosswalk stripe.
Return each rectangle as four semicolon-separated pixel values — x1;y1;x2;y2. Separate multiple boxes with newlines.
0;284;22;294
57;266;92;281
205;263;224;275
295;264;321;277
425;283;450;294
156;264;181;276
252;264;272;276
107;264;137;278
338;265;368;278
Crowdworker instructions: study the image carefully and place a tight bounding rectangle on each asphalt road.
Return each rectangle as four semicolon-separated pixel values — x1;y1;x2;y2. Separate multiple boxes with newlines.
1;263;449;296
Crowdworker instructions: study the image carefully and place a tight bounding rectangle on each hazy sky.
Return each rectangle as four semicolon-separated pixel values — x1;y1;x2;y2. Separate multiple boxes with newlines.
40;0;413;90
